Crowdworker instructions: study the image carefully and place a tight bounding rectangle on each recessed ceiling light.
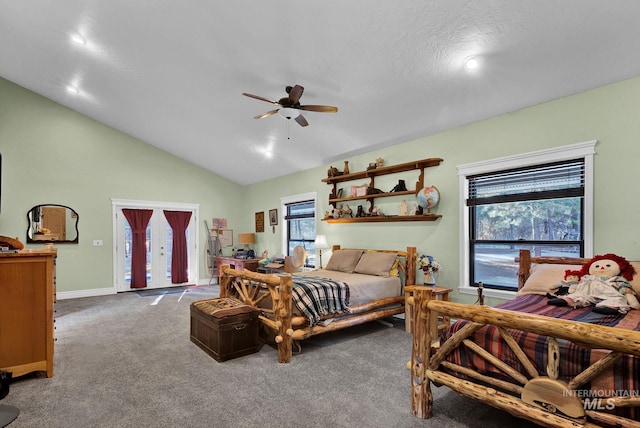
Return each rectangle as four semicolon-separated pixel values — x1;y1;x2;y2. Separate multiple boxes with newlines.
463;56;479;71
71;34;87;45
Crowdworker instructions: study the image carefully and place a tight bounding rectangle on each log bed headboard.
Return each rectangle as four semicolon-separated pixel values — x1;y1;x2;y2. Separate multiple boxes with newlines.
516;249;589;290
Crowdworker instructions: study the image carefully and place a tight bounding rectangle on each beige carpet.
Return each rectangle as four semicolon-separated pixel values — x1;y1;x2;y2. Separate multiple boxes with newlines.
3;285;538;428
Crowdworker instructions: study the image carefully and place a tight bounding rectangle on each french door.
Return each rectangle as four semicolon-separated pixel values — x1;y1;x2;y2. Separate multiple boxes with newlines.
112;199;199;292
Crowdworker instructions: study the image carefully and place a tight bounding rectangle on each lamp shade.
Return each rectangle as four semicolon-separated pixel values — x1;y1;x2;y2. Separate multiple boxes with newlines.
238;233;255;245
314;235;329;250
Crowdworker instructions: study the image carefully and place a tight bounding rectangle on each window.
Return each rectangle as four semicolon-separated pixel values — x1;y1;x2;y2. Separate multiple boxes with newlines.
458;141;596;298
281;192;318;268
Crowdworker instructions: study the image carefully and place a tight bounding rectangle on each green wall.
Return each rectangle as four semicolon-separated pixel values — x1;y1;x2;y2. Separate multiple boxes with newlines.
3;75;640;305
247;76;640;305
0;78;246;295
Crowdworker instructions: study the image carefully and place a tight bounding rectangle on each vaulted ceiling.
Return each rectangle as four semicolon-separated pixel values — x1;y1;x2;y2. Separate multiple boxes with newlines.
2;1;640;185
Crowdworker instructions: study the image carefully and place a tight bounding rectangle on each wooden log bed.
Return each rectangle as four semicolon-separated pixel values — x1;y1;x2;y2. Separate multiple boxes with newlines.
219;245;416;363
409;249;640;428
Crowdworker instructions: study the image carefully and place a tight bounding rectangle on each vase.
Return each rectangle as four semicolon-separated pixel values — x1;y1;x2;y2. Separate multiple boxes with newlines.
423;271;437;286
343;161;350;175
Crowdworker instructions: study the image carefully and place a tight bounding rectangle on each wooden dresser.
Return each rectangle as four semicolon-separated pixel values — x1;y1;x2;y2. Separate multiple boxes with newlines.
0;249;57;378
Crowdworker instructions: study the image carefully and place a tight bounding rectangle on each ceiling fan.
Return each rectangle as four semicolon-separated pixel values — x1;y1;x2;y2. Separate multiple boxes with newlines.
242;84;338;127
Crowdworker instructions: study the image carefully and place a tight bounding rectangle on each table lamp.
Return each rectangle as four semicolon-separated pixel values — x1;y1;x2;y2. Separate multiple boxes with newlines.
314;235;329;268
238;233;255;257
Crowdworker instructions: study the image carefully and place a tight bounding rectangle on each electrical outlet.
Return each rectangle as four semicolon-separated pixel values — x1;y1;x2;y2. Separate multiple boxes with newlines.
93;240;103;246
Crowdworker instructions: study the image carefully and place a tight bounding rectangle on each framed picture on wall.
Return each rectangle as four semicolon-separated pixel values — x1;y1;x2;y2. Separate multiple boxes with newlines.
269;209;278;226
211;229;233;247
255;211;264;233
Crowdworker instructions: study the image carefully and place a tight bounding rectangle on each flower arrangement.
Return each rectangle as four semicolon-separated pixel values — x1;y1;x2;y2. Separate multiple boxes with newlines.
418;254;440;274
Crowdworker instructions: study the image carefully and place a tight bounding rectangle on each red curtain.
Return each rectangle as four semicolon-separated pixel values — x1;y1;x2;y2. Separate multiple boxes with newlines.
163;210;192;284
122;209;153;289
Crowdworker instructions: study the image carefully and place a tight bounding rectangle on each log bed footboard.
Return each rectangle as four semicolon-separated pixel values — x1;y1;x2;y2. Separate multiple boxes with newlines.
220;246;416;363
410;286;640;428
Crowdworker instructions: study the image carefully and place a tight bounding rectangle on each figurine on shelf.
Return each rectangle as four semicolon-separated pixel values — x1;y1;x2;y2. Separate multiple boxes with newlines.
343;161;350;175
376;157;384;168
327;166;340;177
400;200;408;216
341;204;353;218
323;211;332;220
409;202;419;216
372;206;384;216
367;162;377;171
390;179;407;192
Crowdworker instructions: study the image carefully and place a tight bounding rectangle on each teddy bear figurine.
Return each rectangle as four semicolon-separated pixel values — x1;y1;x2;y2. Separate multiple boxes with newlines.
547;269;581;297
547;253;640;315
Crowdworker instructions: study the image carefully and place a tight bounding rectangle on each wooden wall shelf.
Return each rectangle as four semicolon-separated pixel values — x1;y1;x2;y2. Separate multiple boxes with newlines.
329;189;415;205
323;214;441;224
322;157;443;224
322;158;442;185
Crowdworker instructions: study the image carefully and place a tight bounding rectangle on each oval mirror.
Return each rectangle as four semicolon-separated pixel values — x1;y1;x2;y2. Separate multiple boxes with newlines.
26;204;79;244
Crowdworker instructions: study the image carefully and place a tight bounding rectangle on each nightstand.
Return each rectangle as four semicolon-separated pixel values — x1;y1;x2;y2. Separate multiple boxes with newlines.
404;285;452;336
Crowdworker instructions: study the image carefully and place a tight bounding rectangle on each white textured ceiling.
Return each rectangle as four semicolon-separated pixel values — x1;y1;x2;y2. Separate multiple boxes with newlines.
2;1;640;185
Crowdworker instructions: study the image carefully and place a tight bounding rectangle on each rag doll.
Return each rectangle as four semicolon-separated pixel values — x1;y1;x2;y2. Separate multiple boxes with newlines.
548;253;640;315
547;269;581;297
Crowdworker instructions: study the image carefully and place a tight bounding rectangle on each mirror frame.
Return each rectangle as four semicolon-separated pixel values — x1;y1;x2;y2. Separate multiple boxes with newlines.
26;204;79;244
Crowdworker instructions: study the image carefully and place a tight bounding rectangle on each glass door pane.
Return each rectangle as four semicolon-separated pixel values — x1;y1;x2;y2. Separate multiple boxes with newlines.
114;201;198;292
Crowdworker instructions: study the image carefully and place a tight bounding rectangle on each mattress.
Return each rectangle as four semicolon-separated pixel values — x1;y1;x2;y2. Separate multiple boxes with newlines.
298;269;402;306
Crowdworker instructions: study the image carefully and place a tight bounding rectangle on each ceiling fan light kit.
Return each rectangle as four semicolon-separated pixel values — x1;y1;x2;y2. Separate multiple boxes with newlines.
278;107;299;120
243;84;337;127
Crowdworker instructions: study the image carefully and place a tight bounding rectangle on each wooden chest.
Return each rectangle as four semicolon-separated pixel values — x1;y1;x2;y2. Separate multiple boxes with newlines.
190;298;260;362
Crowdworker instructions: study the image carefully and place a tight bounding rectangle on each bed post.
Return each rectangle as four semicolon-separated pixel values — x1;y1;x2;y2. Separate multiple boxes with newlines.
406;246;416;287
219;265;231;297
411;285;434;419
517;249;531;290
273;274;294;363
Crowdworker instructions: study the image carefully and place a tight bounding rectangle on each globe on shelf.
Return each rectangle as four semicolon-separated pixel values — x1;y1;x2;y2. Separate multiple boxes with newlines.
416;185;440;213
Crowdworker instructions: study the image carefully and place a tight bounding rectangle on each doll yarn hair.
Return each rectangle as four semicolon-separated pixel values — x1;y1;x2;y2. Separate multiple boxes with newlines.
579;253;636;281
564;269;581;280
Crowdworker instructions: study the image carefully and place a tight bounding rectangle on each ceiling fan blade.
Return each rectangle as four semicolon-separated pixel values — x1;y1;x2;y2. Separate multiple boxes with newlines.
294;114;309;127
242;92;280;105
298;105;338;113
254;109;280;119
288;85;304;104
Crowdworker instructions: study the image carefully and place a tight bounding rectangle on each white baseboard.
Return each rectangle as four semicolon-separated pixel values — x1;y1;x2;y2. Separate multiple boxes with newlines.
56;280;217;300
56;287;116;300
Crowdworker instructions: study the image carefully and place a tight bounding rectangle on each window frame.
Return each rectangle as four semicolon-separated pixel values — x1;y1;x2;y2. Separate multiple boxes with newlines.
280;192;318;267
457;141;596;300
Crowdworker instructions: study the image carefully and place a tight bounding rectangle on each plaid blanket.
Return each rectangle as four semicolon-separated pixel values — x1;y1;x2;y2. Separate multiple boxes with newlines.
446;294;640;419
290;274;350;326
